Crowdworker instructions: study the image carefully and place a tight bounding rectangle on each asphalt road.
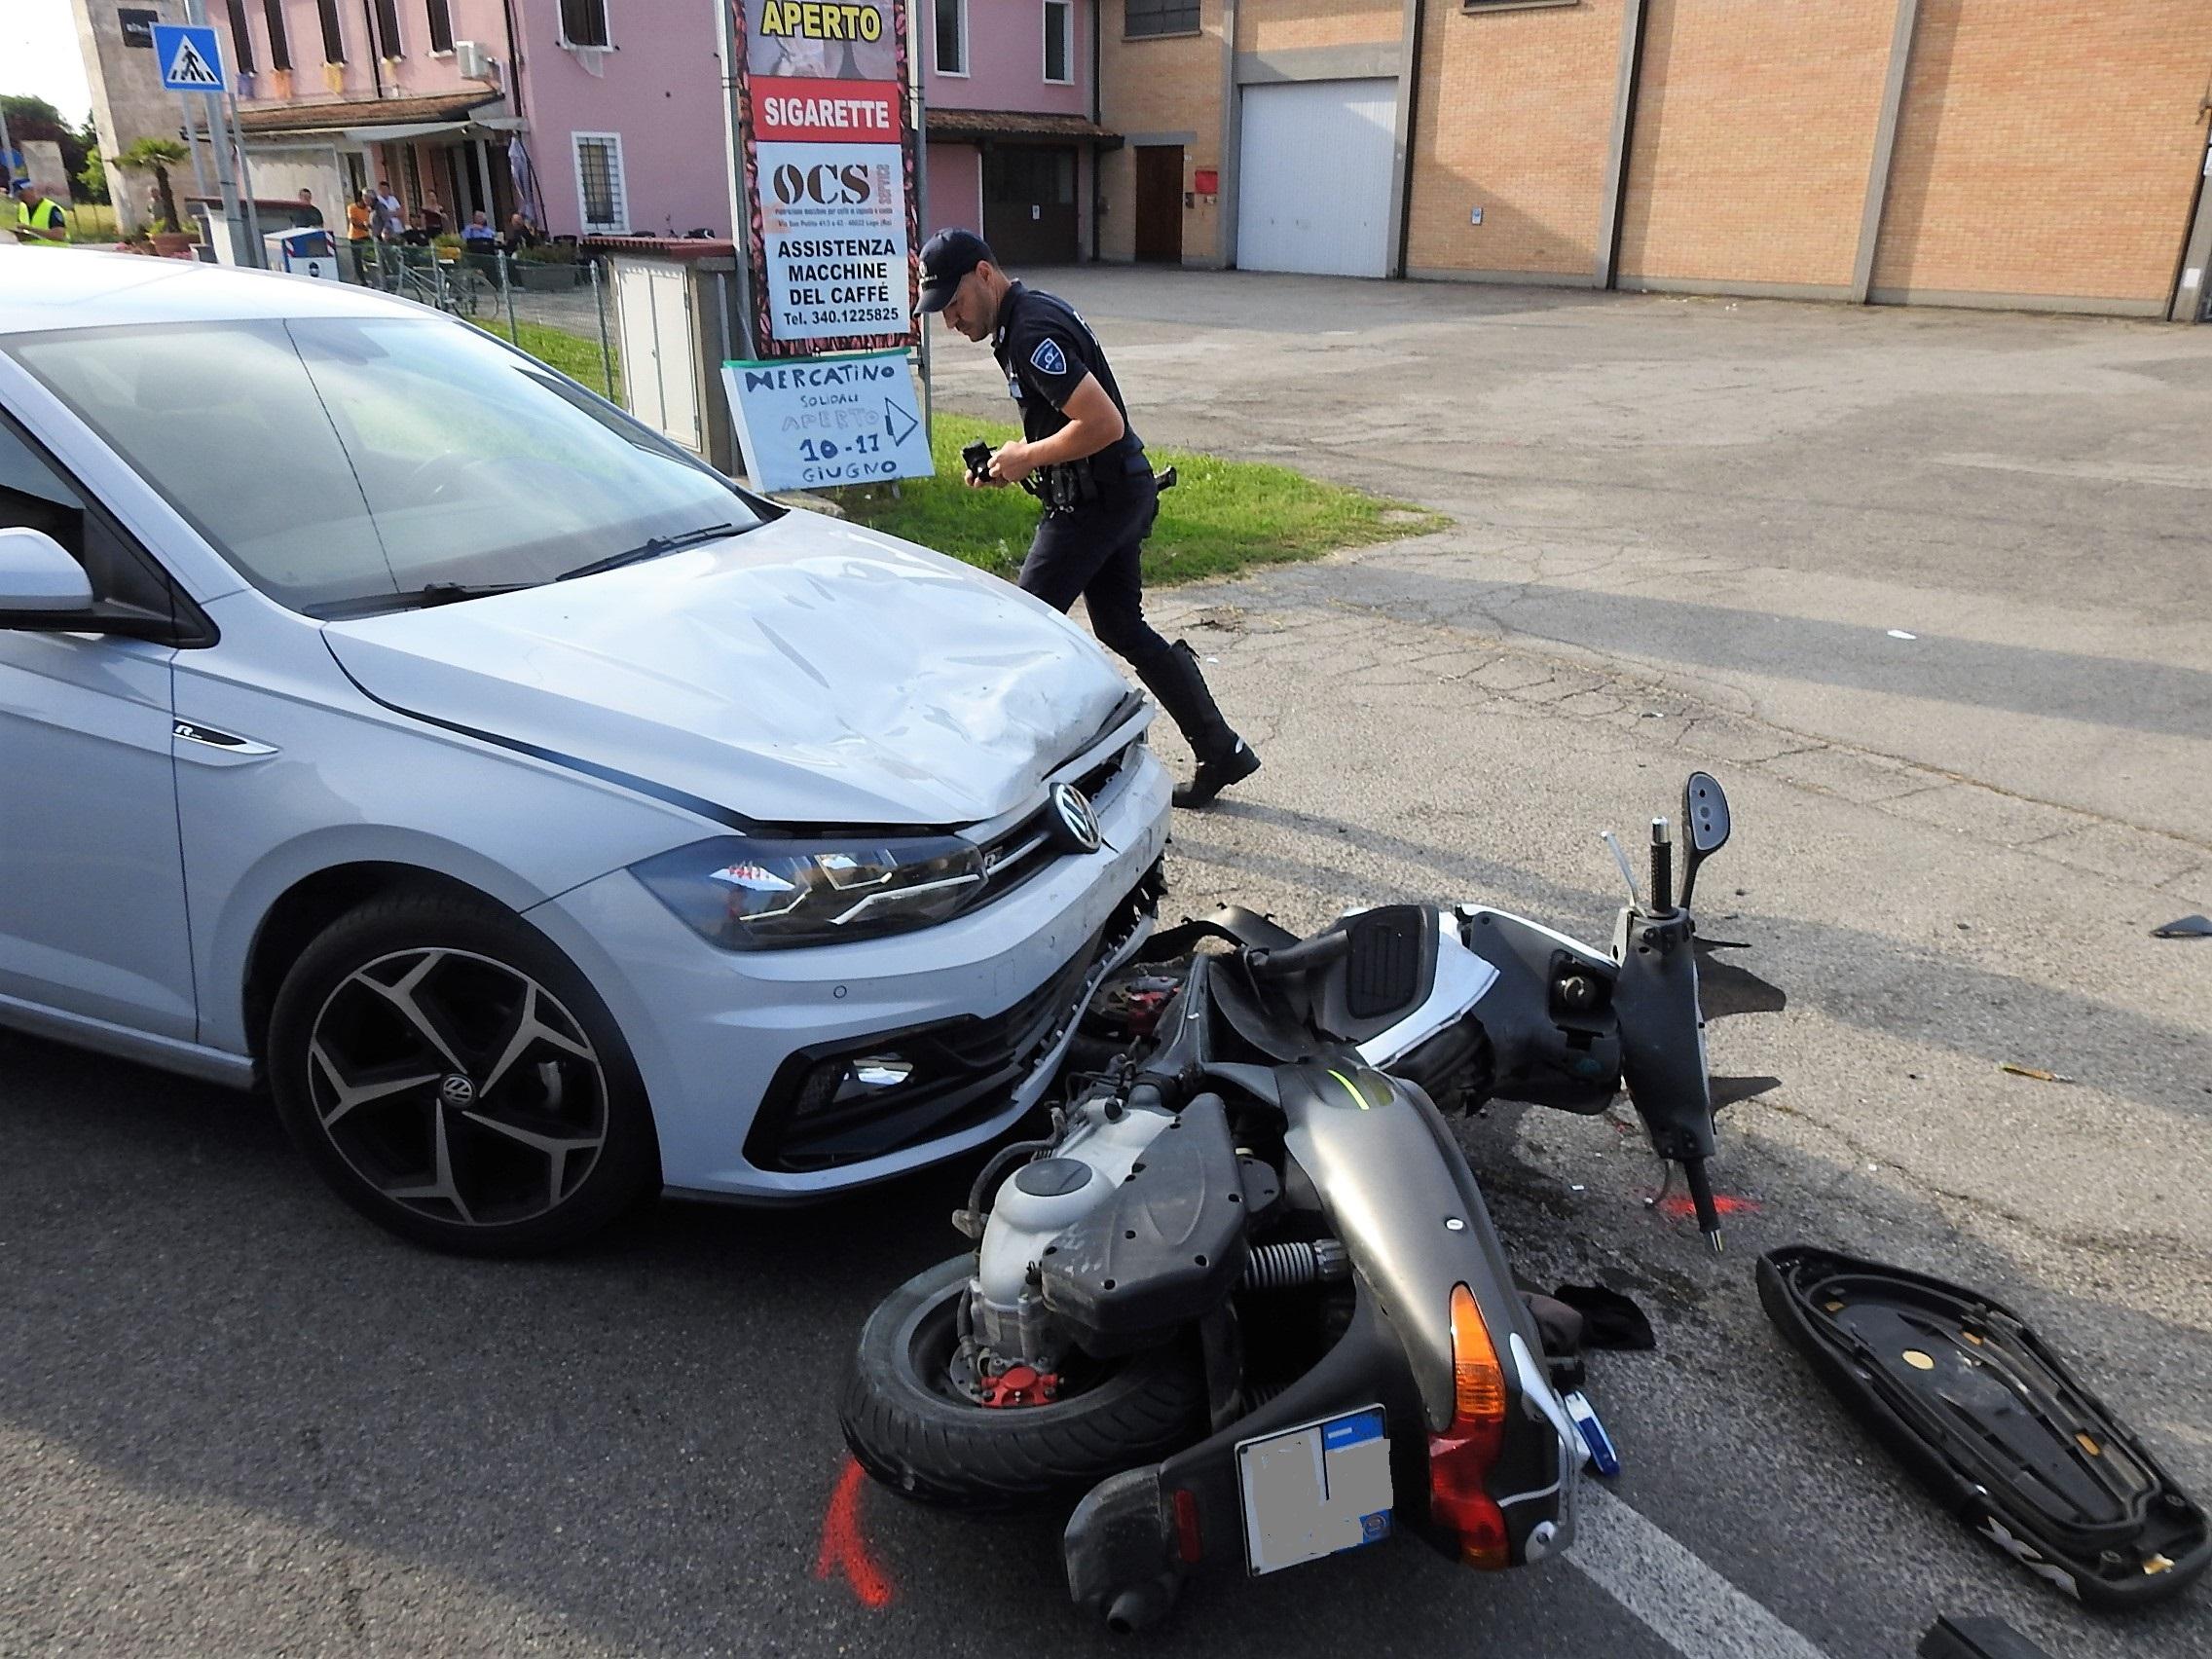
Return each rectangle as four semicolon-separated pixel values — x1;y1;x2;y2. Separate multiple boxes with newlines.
5;273;2209;1658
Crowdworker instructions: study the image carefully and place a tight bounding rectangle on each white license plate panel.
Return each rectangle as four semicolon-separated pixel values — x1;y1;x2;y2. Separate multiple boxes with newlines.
1235;1405;1393;1575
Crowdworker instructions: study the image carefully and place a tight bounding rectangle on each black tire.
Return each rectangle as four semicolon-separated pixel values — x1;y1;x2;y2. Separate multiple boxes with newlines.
268;887;660;1255
839;1255;1209;1515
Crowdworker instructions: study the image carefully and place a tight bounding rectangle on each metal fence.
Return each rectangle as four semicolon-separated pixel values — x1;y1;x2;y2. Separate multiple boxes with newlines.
352;241;620;400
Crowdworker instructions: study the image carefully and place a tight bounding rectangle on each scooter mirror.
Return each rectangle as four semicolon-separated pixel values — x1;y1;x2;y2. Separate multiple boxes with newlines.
1677;773;1728;909
1683;772;1730;854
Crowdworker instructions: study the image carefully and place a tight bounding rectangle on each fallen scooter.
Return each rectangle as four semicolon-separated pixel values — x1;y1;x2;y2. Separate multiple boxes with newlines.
839;771;1747;1630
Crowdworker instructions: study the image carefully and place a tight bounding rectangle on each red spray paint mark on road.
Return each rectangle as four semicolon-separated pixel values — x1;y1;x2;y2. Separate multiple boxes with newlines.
1655;1193;1761;1218
815;1456;895;1609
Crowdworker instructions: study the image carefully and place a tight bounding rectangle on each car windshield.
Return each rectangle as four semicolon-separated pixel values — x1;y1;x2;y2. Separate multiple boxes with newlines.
7;316;764;615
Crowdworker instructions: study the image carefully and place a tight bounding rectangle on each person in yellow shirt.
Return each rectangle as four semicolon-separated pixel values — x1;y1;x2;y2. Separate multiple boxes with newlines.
346;191;374;280
12;181;67;245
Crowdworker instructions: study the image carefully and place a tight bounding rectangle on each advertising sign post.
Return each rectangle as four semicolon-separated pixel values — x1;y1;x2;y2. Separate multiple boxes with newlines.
718;0;933;491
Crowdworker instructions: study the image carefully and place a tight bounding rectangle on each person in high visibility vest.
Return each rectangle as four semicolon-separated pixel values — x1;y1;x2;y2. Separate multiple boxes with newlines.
11;181;67;245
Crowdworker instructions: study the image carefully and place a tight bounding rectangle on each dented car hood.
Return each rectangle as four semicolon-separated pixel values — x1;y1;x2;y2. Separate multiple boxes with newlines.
321;513;1134;828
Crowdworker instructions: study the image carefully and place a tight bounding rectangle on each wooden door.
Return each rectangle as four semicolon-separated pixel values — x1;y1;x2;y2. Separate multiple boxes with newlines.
1134;145;1183;264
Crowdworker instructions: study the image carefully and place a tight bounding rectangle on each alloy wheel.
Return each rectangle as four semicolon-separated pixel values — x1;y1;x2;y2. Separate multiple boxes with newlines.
304;947;608;1228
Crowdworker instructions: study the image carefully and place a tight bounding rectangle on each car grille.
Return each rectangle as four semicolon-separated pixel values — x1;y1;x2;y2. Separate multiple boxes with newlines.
968;737;1141;907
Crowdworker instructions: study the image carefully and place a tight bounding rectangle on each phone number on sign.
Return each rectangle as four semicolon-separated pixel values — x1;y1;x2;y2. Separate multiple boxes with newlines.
780;306;908;327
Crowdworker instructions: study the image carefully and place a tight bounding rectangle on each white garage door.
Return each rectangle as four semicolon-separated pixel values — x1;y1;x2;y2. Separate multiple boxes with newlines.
1235;78;1397;278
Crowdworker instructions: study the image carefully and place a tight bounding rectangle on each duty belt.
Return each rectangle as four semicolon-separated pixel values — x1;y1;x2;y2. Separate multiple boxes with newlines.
1030;450;1150;515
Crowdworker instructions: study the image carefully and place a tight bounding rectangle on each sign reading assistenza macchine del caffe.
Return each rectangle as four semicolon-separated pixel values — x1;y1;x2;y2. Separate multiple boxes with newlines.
728;0;919;356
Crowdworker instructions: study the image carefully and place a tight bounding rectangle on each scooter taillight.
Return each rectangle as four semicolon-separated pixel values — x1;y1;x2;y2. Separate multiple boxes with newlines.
1426;1282;1511;1569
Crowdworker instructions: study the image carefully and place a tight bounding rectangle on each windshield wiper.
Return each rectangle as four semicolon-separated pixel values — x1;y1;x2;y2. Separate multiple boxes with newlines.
313;581;536;618
558;522;747;582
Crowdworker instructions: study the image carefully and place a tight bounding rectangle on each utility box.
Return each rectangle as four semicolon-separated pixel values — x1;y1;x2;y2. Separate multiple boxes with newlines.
266;226;342;279
589;238;747;479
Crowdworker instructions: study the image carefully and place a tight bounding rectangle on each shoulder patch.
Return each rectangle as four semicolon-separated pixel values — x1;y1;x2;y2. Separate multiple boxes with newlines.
1029;337;1069;378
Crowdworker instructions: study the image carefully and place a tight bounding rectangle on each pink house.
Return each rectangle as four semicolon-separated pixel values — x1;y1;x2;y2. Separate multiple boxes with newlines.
209;0;1108;257
921;0;1111;265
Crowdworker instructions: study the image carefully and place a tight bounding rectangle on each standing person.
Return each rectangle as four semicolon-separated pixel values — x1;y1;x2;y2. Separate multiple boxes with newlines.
420;197;446;239
290;188;324;229
345;190;374;279
11;181;68;245
372;178;404;241
919;230;1259;808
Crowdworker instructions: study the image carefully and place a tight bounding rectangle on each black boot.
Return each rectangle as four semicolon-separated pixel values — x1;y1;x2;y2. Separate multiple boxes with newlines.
1134;641;1260;809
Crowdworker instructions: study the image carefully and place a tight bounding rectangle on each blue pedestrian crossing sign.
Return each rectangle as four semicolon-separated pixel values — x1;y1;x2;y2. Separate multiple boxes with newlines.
152;23;228;92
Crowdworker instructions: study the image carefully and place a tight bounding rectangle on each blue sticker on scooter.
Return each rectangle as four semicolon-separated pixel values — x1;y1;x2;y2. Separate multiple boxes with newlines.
1324;1410;1385;1451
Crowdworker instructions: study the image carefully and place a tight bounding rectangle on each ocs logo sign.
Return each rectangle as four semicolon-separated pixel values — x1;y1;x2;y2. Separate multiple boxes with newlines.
772;163;877;207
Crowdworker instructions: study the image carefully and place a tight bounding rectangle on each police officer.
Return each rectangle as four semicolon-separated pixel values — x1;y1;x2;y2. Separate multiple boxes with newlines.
11;181;67;246
917;229;1259;809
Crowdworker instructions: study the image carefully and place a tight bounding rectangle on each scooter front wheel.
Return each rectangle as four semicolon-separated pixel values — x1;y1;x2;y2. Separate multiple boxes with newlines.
839;1255;1209;1515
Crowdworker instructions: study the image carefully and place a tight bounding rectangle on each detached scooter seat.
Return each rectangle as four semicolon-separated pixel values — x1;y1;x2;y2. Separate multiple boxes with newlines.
1758;1246;2209;1609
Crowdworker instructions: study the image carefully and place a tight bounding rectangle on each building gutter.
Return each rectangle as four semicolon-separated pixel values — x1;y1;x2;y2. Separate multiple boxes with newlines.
1594;0;1646;288
1217;0;1239;269
1388;0;1423;277
358;0;386;98
1850;0;1921;304
1090;0;1103;259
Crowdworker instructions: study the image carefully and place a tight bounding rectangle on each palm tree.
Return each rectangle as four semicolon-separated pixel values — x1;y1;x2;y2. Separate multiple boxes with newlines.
115;136;191;236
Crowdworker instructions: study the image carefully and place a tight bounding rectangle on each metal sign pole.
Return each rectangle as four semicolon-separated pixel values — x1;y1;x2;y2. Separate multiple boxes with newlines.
716;0;759;363
177;92;212;209
227;88;263;264
909;9;932;450
171;2;247;263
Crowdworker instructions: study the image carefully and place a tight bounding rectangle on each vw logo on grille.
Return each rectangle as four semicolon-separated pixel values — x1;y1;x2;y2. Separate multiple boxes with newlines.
438;1074;477;1108
1047;782;1103;855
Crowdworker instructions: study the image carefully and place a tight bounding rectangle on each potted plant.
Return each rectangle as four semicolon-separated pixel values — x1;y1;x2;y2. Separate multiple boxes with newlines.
114;136;194;257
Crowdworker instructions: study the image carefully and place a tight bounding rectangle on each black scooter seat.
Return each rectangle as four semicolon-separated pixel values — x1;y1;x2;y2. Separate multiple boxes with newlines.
1758;1246;2209;1609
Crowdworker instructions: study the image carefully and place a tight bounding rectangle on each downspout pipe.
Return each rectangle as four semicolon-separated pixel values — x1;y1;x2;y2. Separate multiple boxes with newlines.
1390;0;1424;278
1090;0;1103;261
359;0;386;98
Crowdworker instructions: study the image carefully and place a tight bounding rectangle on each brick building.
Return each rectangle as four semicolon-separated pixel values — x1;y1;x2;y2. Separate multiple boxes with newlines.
1096;0;2212;320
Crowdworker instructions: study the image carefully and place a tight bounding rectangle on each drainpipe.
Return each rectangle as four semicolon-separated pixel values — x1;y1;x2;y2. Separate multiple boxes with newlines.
1596;0;1648;289
1390;0;1424;278
358;0;387;97
501;0;527;119
1089;0;1103;261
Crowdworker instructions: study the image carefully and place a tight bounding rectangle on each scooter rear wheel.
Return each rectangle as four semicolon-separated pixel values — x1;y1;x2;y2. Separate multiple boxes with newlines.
839;1254;1209;1514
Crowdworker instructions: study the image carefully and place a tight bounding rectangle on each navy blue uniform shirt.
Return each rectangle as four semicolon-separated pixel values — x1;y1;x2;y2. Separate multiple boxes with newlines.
990;282;1144;468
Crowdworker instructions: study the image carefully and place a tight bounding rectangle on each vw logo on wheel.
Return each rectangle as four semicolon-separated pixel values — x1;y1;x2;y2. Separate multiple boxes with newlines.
1046;783;1103;855
438;1074;477;1108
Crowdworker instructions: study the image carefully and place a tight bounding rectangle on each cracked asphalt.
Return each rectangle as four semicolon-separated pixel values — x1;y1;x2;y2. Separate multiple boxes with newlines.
4;271;2208;1658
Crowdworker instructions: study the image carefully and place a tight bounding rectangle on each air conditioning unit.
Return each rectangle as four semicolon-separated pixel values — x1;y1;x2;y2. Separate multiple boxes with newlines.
455;40;496;80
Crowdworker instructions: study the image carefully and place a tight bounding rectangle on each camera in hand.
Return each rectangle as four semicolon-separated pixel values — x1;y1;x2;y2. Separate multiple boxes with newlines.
961;440;993;484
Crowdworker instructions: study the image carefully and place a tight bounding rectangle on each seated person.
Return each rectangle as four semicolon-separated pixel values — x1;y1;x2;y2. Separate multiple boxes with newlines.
461;209;498;247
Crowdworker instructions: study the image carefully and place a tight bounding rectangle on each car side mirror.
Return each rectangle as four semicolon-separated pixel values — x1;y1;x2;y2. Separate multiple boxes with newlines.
1678;771;1730;908
0;528;94;615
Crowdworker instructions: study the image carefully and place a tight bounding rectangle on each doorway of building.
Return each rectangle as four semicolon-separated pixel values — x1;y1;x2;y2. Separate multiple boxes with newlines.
983;144;1079;266
1134;145;1182;264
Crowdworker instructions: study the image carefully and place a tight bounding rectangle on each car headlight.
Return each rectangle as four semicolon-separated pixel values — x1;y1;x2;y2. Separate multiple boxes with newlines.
630;835;987;951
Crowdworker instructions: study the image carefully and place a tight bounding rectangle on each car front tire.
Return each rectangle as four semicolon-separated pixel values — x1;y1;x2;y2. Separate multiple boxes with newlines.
268;888;659;1254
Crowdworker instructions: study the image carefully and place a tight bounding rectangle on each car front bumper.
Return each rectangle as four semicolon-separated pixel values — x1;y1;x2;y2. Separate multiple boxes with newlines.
527;743;1174;1199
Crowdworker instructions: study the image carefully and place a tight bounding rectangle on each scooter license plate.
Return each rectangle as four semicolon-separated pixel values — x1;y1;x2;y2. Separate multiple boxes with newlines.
1235;1405;1393;1576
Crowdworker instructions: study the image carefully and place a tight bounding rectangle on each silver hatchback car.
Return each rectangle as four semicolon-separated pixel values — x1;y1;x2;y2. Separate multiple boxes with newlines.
0;252;1171;1252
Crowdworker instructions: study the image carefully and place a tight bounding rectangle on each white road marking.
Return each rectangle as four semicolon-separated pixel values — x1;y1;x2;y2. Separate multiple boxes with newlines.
1568;1487;1837;1659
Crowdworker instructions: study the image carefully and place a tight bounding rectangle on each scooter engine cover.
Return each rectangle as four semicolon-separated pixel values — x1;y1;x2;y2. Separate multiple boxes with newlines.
1041;1094;1249;1357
